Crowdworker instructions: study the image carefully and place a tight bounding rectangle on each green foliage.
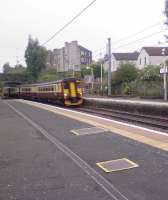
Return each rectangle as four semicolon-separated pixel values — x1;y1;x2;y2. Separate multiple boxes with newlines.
165;59;168;67
38;68;58;82
8;64;26;74
91;63;104;78
25;36;47;80
81;63;104;79
3;62;11;73
112;62;138;85
138;65;161;81
2;63;28;82
112;64;162;97
0;72;29;83
37;69;80;82
81;65;91;78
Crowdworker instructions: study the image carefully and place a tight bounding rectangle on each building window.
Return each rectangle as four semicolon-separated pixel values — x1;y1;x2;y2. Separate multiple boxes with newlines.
144;57;147;65
139;58;141;65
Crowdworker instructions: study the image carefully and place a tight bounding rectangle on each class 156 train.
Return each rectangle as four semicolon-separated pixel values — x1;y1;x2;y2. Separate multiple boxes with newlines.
2;78;83;106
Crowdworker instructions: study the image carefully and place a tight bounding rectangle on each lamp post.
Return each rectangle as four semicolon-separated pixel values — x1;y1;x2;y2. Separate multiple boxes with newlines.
100;63;103;94
86;66;94;94
161;48;167;101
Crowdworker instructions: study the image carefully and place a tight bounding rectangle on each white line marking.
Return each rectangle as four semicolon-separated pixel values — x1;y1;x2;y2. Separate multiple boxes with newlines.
85;97;168;107
6;101;129;200
16;99;168;138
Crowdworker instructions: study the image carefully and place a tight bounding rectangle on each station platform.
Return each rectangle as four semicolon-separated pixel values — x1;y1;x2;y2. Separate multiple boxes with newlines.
84;97;168;116
85;97;168;105
1;99;168;200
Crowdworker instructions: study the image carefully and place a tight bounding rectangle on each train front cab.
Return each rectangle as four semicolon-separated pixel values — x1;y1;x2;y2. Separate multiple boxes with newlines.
63;79;83;106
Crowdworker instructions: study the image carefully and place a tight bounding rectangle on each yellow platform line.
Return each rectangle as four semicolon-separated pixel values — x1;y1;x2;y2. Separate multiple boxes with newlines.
96;158;139;173
15;100;168;152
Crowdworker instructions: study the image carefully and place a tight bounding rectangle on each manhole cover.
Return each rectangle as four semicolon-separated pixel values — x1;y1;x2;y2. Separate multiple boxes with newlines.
71;127;107;136
96;158;138;173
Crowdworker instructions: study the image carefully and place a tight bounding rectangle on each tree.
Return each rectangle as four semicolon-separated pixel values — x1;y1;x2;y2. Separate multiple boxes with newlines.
25;36;47;80
3;62;11;73
113;62;138;84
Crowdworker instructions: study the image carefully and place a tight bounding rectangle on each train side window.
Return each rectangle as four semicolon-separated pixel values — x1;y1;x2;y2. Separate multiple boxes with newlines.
77;81;81;88
59;83;62;92
56;84;58;92
64;82;69;89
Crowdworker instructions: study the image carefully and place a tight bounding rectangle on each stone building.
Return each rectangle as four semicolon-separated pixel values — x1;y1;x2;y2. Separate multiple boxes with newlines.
47;41;92;72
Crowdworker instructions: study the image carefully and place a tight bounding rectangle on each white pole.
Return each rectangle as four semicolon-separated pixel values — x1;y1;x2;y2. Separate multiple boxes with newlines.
73;65;75;77
108;38;111;96
91;68;94;93
101;63;103;93
164;65;167;101
162;48;167;101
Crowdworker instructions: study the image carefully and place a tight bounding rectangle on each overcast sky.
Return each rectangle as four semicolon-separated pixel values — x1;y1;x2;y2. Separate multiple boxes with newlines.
0;0;167;72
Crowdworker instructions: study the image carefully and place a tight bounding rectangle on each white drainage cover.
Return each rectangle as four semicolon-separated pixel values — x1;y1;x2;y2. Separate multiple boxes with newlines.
71;127;107;136
96;158;139;173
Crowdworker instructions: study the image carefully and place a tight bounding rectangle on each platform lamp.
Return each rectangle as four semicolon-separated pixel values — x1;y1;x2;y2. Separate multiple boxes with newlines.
161;48;167;101
86;66;94;94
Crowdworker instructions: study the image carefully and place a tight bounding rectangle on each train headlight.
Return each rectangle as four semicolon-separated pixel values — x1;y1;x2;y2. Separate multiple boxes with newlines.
78;92;82;97
64;93;69;99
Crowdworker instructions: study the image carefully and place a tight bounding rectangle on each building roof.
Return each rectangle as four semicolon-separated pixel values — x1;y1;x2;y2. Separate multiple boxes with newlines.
113;52;139;61
143;47;168;56
79;45;92;53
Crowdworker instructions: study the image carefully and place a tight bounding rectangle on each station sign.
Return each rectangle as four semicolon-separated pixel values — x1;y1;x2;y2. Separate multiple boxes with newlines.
160;67;168;74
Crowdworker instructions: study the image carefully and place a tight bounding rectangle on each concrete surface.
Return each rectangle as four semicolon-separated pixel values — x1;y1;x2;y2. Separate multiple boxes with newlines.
1;99;168;200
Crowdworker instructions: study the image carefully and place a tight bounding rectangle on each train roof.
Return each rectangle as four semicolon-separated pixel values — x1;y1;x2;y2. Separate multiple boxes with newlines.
20;77;80;87
2;81;22;87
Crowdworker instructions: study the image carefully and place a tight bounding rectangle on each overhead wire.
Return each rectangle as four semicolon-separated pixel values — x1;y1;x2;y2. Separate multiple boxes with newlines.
114;29;166;50
113;21;163;45
93;21;165;59
42;0;98;46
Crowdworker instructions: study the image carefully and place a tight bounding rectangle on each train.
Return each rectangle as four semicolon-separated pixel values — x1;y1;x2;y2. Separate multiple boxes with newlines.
2;78;83;106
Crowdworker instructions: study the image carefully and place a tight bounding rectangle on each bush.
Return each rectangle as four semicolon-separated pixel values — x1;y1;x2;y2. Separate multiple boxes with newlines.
111;64;163;98
38;68;58;82
112;62;139;85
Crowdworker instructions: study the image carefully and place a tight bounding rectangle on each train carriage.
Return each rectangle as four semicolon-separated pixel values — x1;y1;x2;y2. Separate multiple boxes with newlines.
20;78;83;106
1;81;21;99
2;86;20;99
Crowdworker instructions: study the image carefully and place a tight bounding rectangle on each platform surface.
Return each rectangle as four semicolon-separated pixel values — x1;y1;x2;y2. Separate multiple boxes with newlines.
85;97;168;107
1;99;168;200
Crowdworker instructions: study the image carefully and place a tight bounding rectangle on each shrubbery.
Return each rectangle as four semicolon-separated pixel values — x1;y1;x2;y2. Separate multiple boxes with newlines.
111;63;163;98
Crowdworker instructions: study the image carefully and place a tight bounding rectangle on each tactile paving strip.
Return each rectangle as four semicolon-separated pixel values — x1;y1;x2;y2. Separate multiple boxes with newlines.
96;158;139;173
71;127;107;136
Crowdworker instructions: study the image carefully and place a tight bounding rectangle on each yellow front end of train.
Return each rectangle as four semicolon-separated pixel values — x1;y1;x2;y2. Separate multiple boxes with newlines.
63;79;83;106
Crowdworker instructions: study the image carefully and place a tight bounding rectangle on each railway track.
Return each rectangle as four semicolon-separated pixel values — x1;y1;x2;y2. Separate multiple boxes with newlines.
74;106;168;132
